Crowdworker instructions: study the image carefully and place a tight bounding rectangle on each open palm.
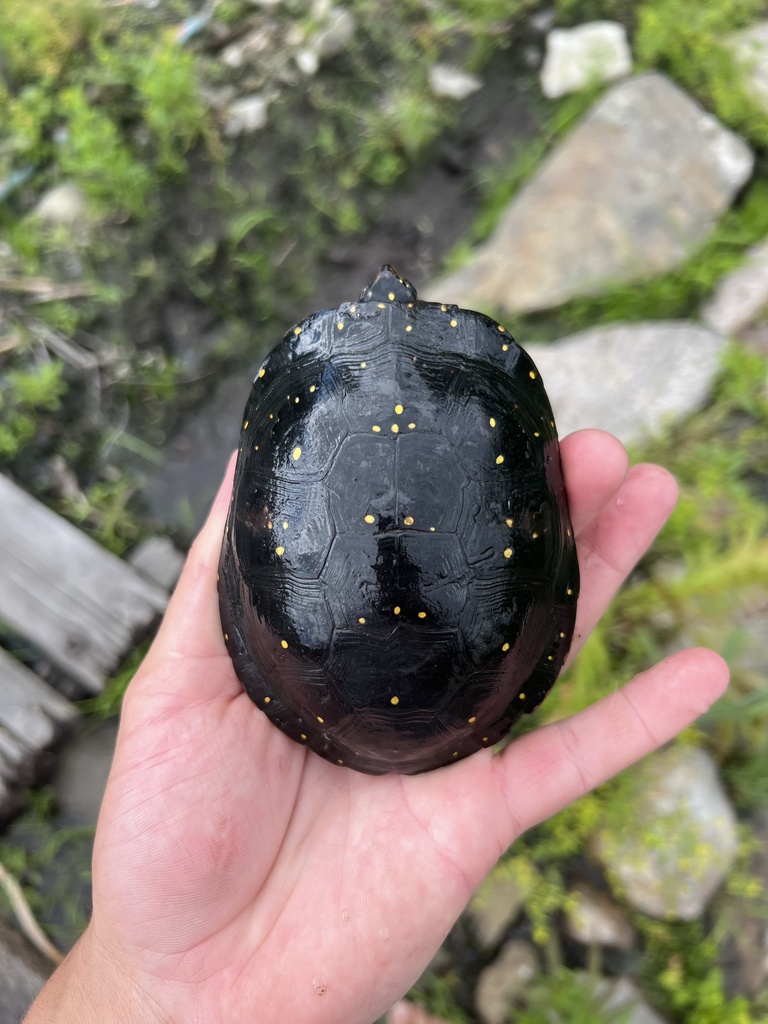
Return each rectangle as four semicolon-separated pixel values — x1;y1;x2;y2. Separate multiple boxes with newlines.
33;430;728;1024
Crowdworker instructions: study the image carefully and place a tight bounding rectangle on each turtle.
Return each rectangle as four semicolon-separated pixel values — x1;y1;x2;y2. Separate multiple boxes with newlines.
218;265;579;775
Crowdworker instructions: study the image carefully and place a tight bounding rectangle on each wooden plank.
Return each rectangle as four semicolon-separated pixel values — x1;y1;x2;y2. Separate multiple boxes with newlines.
0;475;168;692
0;648;78;750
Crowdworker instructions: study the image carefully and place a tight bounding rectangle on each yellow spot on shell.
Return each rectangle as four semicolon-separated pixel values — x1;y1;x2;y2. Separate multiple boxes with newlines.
360;361;367;368
532;532;539;539
560;632;566;638
502;344;509;352
504;548;512;558
533;430;539;437
310;385;316;393
453;751;459;757
372;424;381;432
567;587;574;596
281;640;288;649
405;325;412;332
377;302;385;309
395;403;404;414
337;322;344;330
391;423;399;433
393;606;401;615
294;327;301;335
282;520;288;529
404;516;414;526
258;368;266;378
254;445;259;451
482;736;489;743
407;302;414;308
468;716;476;724
529;370;536;379
418;611;427;619
547;655;554;661
337;759;344;765
292;446;302;460
429;526;435;532
317;716;324;724
440;305;447;312
243;419;249;430
506;518;513;527
450;319;458;328
295;397;300;404
390;696;400;705
408;422;415;429
350;305;356;312
497;324;505;332
300;733;307;741
519;693;526;701
223;632;228;641
502;642;510;652
358;617;366;624
489;417;496;427
276;546;285;556
267;520;273;529
364;514;375;524
263;696;271;704
495;455;504;465
388;291;395;300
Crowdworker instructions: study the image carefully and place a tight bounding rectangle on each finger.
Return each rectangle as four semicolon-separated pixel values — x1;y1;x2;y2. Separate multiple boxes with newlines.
560;429;629;536
492;647;729;839
568;462;678;660
134;453;237;687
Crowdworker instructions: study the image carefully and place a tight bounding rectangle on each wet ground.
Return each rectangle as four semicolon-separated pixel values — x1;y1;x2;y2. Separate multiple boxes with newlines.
142;50;548;529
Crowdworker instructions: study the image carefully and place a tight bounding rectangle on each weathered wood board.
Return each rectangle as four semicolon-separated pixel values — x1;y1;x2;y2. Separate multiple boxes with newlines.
0;474;168;692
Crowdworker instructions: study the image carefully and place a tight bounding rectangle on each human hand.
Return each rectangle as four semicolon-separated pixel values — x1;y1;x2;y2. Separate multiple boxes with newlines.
25;430;729;1024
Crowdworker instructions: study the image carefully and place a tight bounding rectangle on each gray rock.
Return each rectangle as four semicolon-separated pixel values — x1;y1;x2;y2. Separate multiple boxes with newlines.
563;882;636;951
540;21;632;99
528;321;726;445
475;939;538;1024
223;93;273;136
427;74;754;316
296;3;356;73
220;26;277;69
598;977;669;1024
594;746;739;921
128;536;185;591
729;21;768;111
32;183;88;229
429;64;483;101
466;872;527;947
701;237;768;336
0;915;51;1024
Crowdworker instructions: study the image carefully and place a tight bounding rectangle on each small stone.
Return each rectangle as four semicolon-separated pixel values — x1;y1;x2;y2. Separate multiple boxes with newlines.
701;237;768;336
594;746;739;921
223;94;272;137
564;882;636;951
540;21;632;99
466;872;527;947
128;537;185;591
729;21;768;112
220;26;276;69
313;6;355;60
32;183;88;229
387;999;453;1024
528;321;726;446
475;940;538;1024
429;64;483;101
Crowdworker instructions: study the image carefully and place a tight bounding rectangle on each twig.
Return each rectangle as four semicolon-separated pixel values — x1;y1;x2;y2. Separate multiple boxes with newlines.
0;860;64;965
0;278;98;303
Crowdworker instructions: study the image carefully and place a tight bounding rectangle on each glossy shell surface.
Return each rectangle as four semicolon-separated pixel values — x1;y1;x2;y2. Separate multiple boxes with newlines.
218;266;579;774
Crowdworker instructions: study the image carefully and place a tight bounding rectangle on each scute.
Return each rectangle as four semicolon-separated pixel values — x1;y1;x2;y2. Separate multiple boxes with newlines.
219;265;579;774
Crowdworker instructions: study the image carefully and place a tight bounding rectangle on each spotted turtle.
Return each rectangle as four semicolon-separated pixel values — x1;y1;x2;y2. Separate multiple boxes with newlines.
218;265;579;774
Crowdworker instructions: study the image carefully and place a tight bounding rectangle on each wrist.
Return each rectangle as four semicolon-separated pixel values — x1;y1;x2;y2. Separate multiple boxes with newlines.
24;926;170;1024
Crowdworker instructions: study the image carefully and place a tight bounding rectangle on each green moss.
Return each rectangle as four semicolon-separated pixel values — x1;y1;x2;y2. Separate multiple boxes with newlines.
0;362;67;460
516;967;633;1024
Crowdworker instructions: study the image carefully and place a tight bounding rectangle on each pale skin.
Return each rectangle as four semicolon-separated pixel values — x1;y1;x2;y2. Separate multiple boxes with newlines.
25;429;729;1024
